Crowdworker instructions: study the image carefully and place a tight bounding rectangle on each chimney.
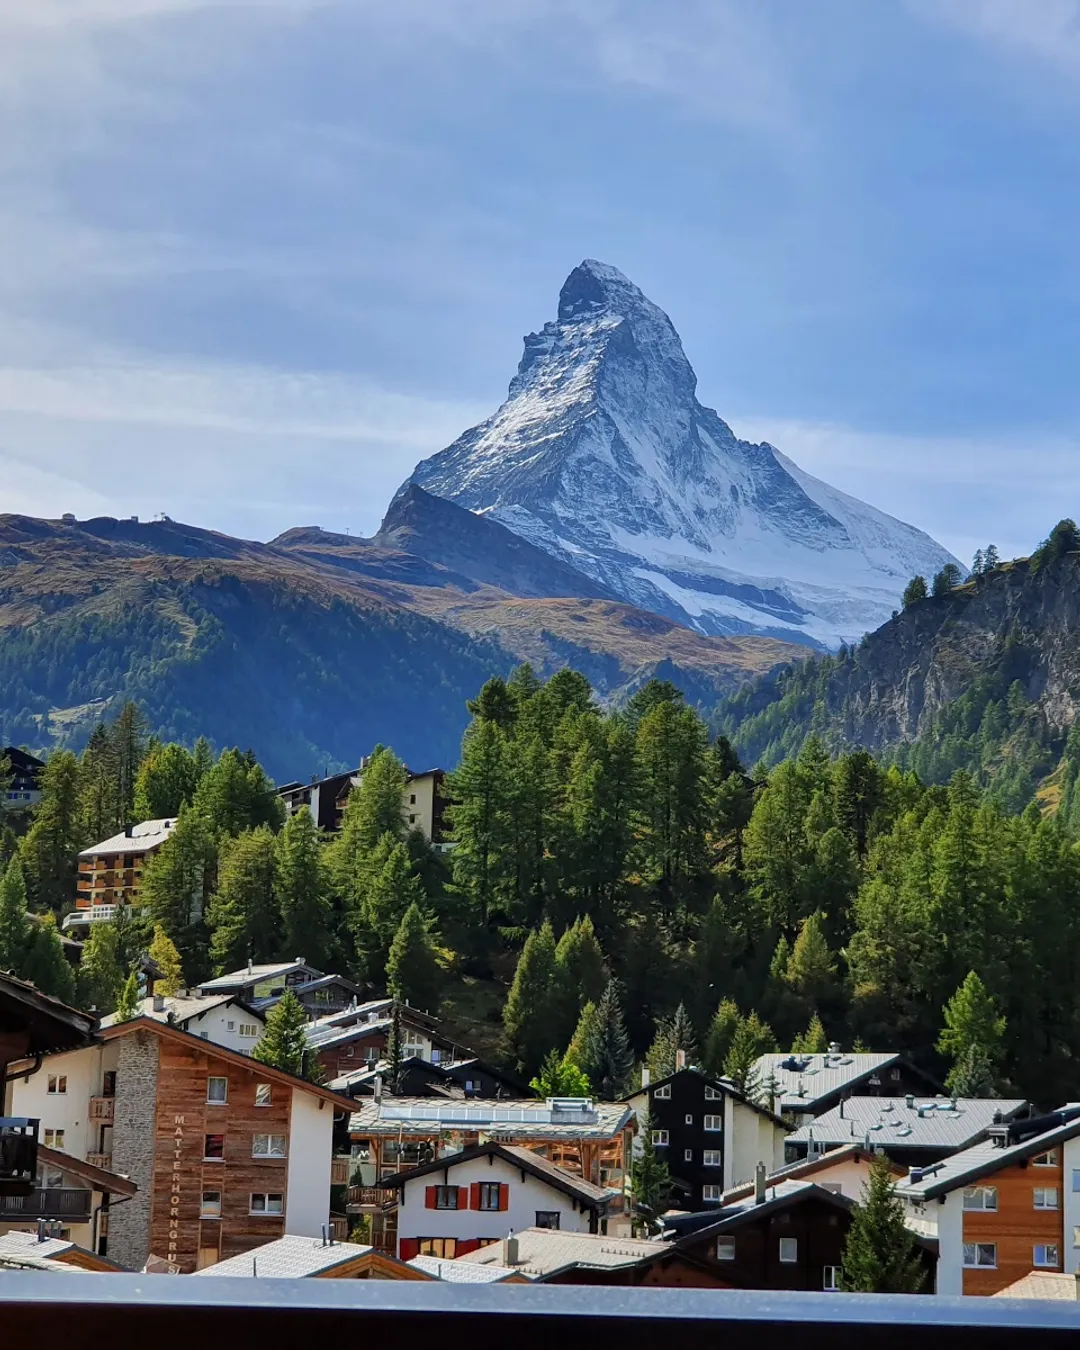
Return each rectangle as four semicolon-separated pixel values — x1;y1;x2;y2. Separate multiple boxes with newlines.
374;1074;383;1102
152;993;165;1013
36;1219;46;1244
754;1162;767;1205
641;1066;650;1089
321;1225;327;1247
676;1049;687;1071
504;1232;519;1266
247;958;253;974
124;824;134;838
906;1094;915;1110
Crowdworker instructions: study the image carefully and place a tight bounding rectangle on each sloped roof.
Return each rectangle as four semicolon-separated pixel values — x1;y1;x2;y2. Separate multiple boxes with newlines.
382;1141;616;1206
993;1271;1078;1300
675;1179;854;1248
754;1052;901;1111
719;1144;897;1202
0;970;95;1053
99;991;261;1032
455;1227;669;1278
37;1143;137;1197
198;961;318;992
349;1096;634;1140
788;1096;1027;1152
79;818;176;859
192;1235;374;1278
626;1066;789;1130
408;1253;531;1283
0;1230;126;1271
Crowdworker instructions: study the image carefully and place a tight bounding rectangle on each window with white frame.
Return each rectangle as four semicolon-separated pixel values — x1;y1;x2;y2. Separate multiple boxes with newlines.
254;1083;272;1107
651;1130;669;1146
702;1185;723;1203
252;1133;287;1159
43;1129;64;1149
962;1243;997;1268
716;1237;735;1260
1033;1150;1059;1167
239;1023;260;1038
654;1084;671;1100
823;1265;840;1291
684;1149;693;1161
250;1193;284;1216
704;1086;722;1101
226;1021;235;1032
779;1238;798;1264
207;1076;228;1104
1034;1244;1060;1268
962;1186;998;1211
201;1191;222;1218
703;1149;723;1167
46;1075;67;1096
1034;1187;1059;1210
685;1114;694;1125
704;1114;723;1132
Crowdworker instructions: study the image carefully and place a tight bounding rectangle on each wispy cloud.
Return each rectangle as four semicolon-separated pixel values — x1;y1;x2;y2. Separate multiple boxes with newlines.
911;0;1080;73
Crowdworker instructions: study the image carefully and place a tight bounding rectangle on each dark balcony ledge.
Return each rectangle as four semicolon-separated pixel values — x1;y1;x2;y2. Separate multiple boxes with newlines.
1;1277;1080;1345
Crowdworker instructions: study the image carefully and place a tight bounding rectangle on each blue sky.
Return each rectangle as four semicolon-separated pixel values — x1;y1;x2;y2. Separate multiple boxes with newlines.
3;0;1080;563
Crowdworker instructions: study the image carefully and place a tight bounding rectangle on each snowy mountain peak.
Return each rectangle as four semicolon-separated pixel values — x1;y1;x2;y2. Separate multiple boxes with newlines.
407;263;960;648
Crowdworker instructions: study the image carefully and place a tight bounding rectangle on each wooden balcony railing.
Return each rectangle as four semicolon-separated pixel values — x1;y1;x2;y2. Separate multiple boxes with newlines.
346;1185;395;1210
86;1153;112;1171
330;1159;350;1186
89;1097;115;1123
0;1187;92;1221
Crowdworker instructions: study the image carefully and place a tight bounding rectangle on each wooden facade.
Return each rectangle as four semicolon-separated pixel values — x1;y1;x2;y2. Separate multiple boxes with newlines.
962;1156;1065;1296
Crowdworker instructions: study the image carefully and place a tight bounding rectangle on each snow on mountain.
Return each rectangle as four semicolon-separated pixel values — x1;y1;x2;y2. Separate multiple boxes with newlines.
406;259;960;648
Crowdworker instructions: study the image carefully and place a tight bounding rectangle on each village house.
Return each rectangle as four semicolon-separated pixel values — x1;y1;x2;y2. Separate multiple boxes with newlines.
715;1143;903;1207
624;1065;789;1206
99;991;266;1055
0;1143;136;1254
63;818;178;933
2;746;45;809
386;1141;616;1260
754;1047;942;1126
278;763;448;846
6;1015;356;1272
786;1095;1028;1168
898;1105;1080;1296
451;1227;725;1287
0;1228;127;1272
198;961;367;1018
309;1004;457;1080
191;1232;428;1280
408;1252;531;1282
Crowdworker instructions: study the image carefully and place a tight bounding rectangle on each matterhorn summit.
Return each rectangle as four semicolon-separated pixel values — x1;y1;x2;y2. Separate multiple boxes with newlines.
407;260;959;647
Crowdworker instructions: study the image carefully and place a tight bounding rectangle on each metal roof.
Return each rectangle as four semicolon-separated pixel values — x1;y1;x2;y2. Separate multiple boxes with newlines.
788;1096;1027;1152
382;1142;617;1205
192;1235;374;1279
79;818;177;859
199;961;317;991
407;1254;528;1283
99;991;259;1031
349;1096;633;1140
754;1052;901;1111
454;1228;668;1278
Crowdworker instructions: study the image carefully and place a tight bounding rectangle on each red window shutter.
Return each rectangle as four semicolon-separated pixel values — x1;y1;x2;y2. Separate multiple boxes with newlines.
470;1182;481;1210
498;1183;509;1212
457;1186;468;1209
425;1186;437;1210
399;1239;420;1261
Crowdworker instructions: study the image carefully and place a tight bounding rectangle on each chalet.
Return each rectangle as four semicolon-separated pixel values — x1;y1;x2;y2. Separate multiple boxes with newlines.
0;1143;136;1254
99;991;266;1055
6;1016;357;1272
452;1227;726;1287
754;1047;942;1124
198;961;366;1017
898;1104;1080;1296
64;818;178;933
309;1008;458;1080
674;1172;935;1293
191;1232;428;1280
279;762;448;845
3;747;45;809
330;1056;527;1101
717;1143;903;1207
0;1228;126;1272
387;1142;616;1261
786;1095;1028;1168
624;1066;789;1206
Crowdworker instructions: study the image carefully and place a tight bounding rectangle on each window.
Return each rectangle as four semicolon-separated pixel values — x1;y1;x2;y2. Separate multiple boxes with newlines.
200;1191;222;1218
418;1238;456;1258
1034;1187;1059;1210
685;1114;694;1125
684;1149;693;1162
1033;1150;1059;1167
43;1129;64;1149
255;1083;272;1107
47;1075;67;1096
823;1265;840;1291
962;1243;997;1269
779;1238;798;1264
204;1134;225;1160
703;1115;723;1132
716;1237;736;1261
239;1023;260;1039
1073;1170;1080;1194
250;1193;284;1216
434;1186;460;1210
535;1212;561;1230
704;1086;722;1101
651;1130;669;1146
703;1149;723;1167
1034;1244;1060;1268
207;1076;228;1104
963;1186;998;1211
654;1084;671;1100
409;794;416;805
477;1183;502;1211
408;814;416;825
226;1021;235;1032
252;1134;287;1159
702;1185;723;1203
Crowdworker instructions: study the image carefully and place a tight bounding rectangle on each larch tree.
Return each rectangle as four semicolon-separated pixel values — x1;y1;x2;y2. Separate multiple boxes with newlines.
938;971;1006;1097
502;920;559;1078
274;806;332;971
386;902;442;1014
206;825;280;973
0;857;31;974
149;923;185;996
142;805;215;977
113;971;141;1024
703;1000;742;1079
134;743;200;820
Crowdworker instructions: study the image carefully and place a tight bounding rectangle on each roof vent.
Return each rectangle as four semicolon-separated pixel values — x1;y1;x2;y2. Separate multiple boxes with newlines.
908;1167;924;1185
905;1094;915;1109
504;1232;519;1266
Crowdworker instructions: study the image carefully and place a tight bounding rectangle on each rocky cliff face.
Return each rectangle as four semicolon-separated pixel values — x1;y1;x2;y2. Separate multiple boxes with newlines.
409;259;959;648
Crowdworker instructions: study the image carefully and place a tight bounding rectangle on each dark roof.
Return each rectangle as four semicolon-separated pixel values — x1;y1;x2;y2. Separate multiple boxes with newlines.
382;1141;615;1207
3;747;45;773
0;970;95;1056
625;1066;790;1130
37;1144;138;1197
675;1180;855;1249
719;1145;900;1202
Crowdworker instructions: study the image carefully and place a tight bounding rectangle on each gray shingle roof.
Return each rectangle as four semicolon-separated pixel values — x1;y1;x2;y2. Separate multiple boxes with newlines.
407;1254;528;1282
454;1227;667;1278
754;1052;900;1112
192;1235;373;1278
348;1096;633;1140
99;991;256;1031
199;962;315;992
307;1019;391;1050
382;1142;617;1205
788;1096;1027;1152
79;818;177;859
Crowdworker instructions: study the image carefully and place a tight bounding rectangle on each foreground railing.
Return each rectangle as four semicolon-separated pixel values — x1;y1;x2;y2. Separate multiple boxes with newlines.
1;1277;1079;1345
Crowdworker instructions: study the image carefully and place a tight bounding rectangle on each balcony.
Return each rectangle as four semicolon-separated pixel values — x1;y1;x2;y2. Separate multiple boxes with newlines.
89;1097;115;1123
86;1153;112;1171
63;906;117;931
0;1118;38;1195
0;1187;92;1222
346;1185;396;1210
330;1158;351;1187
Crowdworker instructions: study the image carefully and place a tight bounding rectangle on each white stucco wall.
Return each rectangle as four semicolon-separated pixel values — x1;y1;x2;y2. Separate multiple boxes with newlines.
723;1097;787;1190
1063;1136;1080;1275
803;1154;878;1202
396;1154;595;1252
178;1003;263;1055
285;1090;334;1238
8;1044;116;1161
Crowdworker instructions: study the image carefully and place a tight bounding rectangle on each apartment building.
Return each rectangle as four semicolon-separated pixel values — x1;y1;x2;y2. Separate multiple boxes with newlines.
899;1106;1080;1296
624;1066;789;1206
278;763;447;845
63;818;178;933
2;746;44;809
7;1016;356;1272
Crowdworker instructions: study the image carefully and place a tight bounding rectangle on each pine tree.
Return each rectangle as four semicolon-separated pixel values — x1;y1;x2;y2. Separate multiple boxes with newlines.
149;923;184;996
21;751;83;913
902;576;928;607
502;921;558;1077
192;748;282;839
134;743;199;820
328;747;408;902
972;548;984;576
984;544;999;570
77;921;124;1012
358;840;426;975
841;1152;926;1292
0;856;31;973
793;1012;828;1054
580;978;634;1098
252;990;310;1078
646;1003;699;1079
112;701;148;826
275;807;331;970
142;805;214;977
384;999;404;1092
206;825;279;973
21;915;76;1003
703;1000;742;1078
937;971;1005;1097
631;1110;672;1232
448;718;511;925
529;1047;591;1098
386;902;442;1013
113;971;141;1023
553;916;607;1044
